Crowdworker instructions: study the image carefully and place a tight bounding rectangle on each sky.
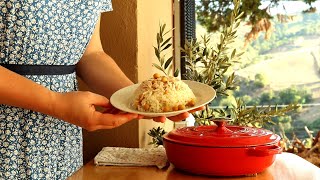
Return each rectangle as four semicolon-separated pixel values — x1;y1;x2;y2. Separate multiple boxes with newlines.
195;0;320;15
260;1;320;15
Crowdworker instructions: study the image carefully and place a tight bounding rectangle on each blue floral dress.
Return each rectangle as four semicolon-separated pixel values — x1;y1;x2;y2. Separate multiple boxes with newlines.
0;1;112;179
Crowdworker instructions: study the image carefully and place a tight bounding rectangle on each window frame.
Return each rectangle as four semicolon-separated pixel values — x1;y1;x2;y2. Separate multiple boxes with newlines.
178;0;196;80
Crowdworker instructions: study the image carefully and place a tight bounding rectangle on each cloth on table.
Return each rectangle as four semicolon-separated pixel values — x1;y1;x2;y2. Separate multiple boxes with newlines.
94;146;169;169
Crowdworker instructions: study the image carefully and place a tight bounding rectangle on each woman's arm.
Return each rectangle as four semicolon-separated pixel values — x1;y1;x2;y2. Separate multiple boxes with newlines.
77;17;204;123
0;66;56;115
0;66;139;131
76;17;133;99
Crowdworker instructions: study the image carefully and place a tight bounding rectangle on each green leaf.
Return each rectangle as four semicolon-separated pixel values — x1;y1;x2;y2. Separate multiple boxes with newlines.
160;57;165;66
174;69;180;77
231;49;236;59
163;29;173;36
202;48;207;56
162;43;172;51
161;37;172;47
185;61;193;67
153;63;163;71
237;52;245;57
157;33;161;45
237;12;244;19
164;57;173;69
161;24;166;35
195;57;202;64
154;46;160;59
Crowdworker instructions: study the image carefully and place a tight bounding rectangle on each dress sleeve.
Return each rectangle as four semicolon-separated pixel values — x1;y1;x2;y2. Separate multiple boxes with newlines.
100;0;113;12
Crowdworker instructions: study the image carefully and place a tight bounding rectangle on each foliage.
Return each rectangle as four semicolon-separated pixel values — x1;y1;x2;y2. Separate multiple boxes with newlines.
183;0;300;127
249;13;320;55
196;0;274;32
308;118;320;130
213;98;300;128
147;127;166;147
278;87;313;105
195;0;317;43
193;105;216;126
153;24;179;77
253;73;268;88
183;0;243;96
230;75;313;107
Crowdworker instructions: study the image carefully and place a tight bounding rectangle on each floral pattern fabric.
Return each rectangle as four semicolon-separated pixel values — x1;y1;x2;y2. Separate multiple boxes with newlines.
0;0;112;179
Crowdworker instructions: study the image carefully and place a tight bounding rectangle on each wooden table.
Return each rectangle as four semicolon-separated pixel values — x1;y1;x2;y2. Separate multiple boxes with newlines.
68;152;319;180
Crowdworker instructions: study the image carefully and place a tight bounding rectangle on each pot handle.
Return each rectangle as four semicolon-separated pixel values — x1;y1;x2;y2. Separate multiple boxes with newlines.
247;145;282;157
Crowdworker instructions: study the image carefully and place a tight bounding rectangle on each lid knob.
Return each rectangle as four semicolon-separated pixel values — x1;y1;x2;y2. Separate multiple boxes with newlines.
209;117;233;134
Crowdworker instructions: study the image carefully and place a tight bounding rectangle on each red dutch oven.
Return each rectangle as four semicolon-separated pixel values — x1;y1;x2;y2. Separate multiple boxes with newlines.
163;118;282;176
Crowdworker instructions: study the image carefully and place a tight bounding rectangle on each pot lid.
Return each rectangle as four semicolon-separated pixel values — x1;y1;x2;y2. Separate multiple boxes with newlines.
164;118;280;147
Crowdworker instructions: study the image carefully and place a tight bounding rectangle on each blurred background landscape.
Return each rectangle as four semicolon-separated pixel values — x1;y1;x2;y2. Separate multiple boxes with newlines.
195;0;320;140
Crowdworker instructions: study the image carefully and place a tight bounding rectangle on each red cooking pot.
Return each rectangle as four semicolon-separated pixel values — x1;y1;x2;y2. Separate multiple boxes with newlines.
163;118;282;176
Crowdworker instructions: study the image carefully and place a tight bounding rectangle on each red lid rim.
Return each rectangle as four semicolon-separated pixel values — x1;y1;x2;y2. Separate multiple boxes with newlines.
163;125;281;147
163;133;281;148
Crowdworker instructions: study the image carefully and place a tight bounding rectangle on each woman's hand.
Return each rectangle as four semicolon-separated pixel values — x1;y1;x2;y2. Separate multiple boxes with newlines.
144;106;206;123
52;91;140;131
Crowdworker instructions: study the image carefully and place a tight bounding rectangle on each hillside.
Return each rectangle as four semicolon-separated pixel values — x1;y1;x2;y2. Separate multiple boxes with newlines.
237;36;320;123
237;36;320;90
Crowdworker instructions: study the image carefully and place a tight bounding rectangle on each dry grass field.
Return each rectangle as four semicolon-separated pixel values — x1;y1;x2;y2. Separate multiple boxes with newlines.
237;36;320;90
237;36;320;123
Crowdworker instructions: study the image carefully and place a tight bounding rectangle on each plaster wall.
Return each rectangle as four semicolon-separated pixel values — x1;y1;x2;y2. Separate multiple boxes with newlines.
136;0;175;148
81;0;175;163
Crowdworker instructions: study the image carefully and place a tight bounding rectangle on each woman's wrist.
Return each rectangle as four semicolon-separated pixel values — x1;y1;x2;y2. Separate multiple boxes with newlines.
47;91;66;120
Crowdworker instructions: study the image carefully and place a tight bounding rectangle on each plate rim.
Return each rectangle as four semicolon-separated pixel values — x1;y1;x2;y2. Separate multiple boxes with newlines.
110;80;216;117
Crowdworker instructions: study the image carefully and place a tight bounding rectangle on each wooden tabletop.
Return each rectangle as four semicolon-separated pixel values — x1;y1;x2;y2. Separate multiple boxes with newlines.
68;152;320;180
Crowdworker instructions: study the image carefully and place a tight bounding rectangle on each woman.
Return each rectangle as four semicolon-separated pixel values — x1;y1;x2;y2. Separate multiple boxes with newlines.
0;0;202;179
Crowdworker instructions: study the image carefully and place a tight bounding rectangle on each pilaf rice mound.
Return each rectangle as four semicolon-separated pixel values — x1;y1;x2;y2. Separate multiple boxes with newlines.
132;73;196;113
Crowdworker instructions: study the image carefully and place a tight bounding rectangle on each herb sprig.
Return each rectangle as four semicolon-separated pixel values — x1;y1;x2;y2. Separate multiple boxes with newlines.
153;24;179;77
147;127;166;147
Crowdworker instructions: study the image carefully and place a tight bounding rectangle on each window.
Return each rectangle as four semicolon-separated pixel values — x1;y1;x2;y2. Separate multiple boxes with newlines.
178;0;196;77
179;0;320;140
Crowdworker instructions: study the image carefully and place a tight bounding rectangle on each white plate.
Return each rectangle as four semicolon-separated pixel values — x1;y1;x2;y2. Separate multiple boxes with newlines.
110;80;216;117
